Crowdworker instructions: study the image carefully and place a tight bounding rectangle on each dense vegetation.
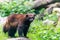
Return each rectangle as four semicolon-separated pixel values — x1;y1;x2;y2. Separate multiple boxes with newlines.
0;0;35;16
0;0;60;40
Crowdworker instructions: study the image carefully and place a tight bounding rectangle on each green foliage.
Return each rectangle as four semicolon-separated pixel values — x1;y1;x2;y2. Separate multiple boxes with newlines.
0;25;8;40
0;0;35;16
39;8;45;14
44;12;58;22
28;20;60;40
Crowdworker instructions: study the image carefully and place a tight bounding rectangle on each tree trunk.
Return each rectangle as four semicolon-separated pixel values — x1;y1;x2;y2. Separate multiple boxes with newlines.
32;0;60;8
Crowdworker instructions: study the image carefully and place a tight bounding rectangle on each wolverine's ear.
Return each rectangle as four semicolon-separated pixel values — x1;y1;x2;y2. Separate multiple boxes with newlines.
26;14;28;17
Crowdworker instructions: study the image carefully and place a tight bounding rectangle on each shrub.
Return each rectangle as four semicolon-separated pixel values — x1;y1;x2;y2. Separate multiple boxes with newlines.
28;19;60;40
0;0;35;16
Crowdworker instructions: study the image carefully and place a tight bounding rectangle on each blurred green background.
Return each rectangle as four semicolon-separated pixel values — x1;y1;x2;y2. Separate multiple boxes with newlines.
0;0;60;40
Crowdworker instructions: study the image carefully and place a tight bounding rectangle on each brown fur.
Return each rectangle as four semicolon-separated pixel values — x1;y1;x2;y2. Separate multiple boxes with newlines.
3;14;27;32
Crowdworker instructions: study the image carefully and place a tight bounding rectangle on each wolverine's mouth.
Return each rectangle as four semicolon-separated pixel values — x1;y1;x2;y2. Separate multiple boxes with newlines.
29;18;34;22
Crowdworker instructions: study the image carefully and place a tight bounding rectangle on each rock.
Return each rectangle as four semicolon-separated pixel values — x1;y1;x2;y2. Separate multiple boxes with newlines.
53;7;60;26
53;8;60;13
7;37;30;40
0;17;7;25
43;19;56;26
53;8;60;27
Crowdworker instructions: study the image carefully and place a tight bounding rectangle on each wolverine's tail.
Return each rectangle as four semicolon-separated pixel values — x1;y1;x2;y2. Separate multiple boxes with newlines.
3;26;8;33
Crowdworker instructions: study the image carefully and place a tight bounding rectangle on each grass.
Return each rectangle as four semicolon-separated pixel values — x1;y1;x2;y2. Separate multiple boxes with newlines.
0;25;8;40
